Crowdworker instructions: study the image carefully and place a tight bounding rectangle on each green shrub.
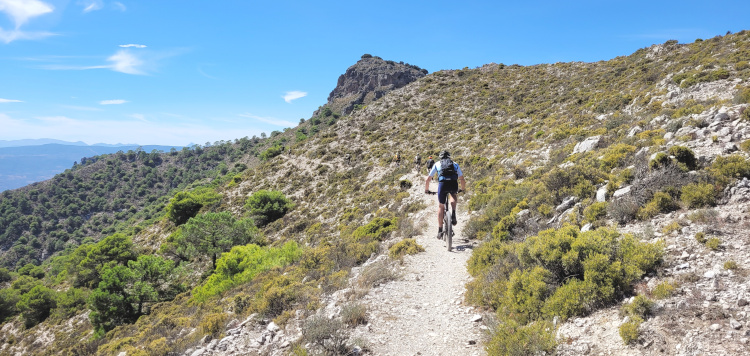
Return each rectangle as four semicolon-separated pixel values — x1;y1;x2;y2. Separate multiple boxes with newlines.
681;183;715;208
530;200;550;216
17;285;57;328
388;238;424;258
695;232;707;244
486;318;557;356
255;274;305;317
668;145;698;170
165;188;222;226
711;154;750;180
0;267;10;282
620;295;654;319
499;267;552;325
649;152;671;170
652;281;676;299
199;313;225;337
705;237;721;251
0;288;20;322
724;260;738;270
583;202;608;223
49;288;86;320
17;263;45;279
352;217;398;241
192;242;302;302
399;179;412;190
637;192;679;219
260;144;284;161
244;190;295;226
619;316;643;344
543;278;594;320
600;144;636;171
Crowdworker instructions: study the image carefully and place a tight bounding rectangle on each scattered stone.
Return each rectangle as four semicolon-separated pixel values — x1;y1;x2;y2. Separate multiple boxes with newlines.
731;319;743;330
596;185;608;202
470;314;482;323
613;186;631;198
710;324;722;331
556;196;578;212
739;299;749;307
572;136;602;154
628;126;643;137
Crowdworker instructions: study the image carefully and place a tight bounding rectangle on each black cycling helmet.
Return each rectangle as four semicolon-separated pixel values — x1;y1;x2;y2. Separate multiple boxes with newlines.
439;150;450;159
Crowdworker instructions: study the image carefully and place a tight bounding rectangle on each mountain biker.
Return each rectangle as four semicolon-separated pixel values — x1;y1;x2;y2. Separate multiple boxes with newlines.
424;150;466;239
425;155;435;175
394;151;401;167
414;154;422;172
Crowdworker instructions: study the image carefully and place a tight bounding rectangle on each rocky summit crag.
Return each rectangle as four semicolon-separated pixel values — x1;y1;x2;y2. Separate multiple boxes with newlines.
2;32;750;356
324;54;427;115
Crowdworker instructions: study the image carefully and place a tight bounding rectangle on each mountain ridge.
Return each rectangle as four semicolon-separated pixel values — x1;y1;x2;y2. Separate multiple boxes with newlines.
0;143;187;192
1;33;750;355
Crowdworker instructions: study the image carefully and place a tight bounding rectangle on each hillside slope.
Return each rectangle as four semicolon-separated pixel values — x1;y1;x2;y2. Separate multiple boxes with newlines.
1;33;750;355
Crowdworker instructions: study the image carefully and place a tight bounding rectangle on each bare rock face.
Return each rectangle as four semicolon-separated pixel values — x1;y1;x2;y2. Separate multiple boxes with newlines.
325;54;427;115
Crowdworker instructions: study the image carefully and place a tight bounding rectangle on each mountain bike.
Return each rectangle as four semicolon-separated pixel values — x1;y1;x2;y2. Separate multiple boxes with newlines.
428;189;461;251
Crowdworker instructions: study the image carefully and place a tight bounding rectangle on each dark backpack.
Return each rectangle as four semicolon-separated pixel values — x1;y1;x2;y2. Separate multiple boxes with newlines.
438;158;458;181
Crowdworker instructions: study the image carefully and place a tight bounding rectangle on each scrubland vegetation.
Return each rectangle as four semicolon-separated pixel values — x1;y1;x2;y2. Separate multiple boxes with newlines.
1;31;750;355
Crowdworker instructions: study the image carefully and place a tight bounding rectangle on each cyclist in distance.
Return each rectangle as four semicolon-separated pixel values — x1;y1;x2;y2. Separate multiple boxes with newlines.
425;155;435;178
424;150;466;239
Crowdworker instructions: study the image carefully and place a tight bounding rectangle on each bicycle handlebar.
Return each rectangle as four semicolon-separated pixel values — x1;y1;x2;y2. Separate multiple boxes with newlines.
425;189;463;195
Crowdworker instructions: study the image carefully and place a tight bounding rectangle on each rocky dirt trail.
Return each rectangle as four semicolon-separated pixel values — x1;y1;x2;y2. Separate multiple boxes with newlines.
350;172;487;355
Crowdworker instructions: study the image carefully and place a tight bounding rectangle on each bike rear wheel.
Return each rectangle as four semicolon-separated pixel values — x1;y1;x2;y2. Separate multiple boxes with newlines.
443;203;452;251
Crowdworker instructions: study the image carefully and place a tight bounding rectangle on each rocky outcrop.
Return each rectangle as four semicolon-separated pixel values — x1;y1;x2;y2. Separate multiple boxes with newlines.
324;55;428;115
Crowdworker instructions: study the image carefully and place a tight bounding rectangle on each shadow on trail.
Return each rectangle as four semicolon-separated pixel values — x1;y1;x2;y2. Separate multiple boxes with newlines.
451;240;475;252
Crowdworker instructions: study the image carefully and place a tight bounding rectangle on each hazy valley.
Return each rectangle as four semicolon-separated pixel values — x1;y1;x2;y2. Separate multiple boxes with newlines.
2;32;750;356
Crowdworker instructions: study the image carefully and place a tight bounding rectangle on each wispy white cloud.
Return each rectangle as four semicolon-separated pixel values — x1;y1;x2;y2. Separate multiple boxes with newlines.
0;28;55;43
79;0;103;13
238;113;297;127
0;0;55;43
107;50;145;74
100;99;127;105
283;91;307;103
40;47;189;75
120;44;146;48
130;113;145;121
0;0;54;28
113;2;126;11
41;49;147;74
0;98;22;103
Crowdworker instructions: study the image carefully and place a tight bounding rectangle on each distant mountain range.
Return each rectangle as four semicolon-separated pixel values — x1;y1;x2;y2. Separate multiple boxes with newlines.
0;141;184;191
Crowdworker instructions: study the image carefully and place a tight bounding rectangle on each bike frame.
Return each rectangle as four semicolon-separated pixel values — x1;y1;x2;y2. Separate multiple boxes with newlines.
442;192;455;252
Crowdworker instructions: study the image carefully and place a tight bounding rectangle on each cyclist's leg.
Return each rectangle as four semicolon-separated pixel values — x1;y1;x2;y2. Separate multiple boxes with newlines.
447;181;459;225
437;182;448;237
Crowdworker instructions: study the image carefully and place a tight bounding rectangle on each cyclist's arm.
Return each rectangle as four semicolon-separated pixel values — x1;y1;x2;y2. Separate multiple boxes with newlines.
425;165;438;193
457;164;466;192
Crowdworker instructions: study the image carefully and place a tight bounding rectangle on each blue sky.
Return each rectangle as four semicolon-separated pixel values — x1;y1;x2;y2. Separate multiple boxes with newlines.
1;0;749;146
